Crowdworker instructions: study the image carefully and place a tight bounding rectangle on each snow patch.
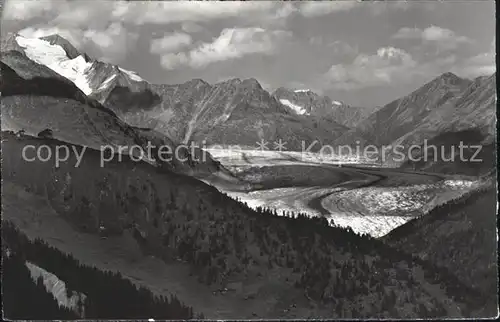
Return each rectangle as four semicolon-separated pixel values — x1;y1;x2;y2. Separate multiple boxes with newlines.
118;66;144;82
26;261;86;316
98;74;117;90
332;100;343;106
279;99;309;115
16;36;93;95
294;89;311;93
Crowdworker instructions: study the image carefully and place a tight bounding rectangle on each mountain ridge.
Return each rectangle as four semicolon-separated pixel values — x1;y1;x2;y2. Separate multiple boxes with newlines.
4;34;351;151
0;44;226;177
3;33;495;162
332;72;475;148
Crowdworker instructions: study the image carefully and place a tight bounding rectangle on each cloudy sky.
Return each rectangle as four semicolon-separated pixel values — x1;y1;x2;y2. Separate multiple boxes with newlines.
1;0;496;107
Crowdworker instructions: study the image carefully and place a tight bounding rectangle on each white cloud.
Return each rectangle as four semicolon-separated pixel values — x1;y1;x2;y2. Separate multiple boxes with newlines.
157;28;292;70
309;36;323;46
150;32;193;54
18;26;83;48
308;38;358;59
451;39;496;78
3;0;293;27
181;22;203;33
322;44;481;91
392;25;471;51
51;4;100;28
328;41;359;57
299;1;358;17
112;1;278;25
160;52;190;70
111;1;297;29
84;23;121;48
3;0;114;29
392;27;421;40
2;0;55;20
18;22;138;63
368;0;437;16
5;0;138;63
274;3;298;20
82;22;138;62
4;0;295;67
324;47;418;90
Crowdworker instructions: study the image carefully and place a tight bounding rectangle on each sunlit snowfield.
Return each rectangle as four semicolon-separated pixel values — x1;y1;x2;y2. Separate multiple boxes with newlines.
207;148;480;237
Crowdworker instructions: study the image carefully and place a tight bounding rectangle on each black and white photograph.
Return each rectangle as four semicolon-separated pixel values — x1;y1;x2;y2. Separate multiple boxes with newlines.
0;0;497;319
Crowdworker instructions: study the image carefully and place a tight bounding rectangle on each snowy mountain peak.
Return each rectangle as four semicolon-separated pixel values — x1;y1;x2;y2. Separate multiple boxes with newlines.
40;34;86;61
15;35;94;95
11;34;151;104
273;87;346;116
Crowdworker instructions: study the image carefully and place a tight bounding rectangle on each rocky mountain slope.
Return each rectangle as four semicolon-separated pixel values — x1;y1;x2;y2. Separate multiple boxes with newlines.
110;77;349;150
329;71;495;175
0;40;226;177
397;73;496;174
272;87;374;127
327;104;380;128
395;74;496;148
334;72;473;147
5;34;160;109
4;34;348;151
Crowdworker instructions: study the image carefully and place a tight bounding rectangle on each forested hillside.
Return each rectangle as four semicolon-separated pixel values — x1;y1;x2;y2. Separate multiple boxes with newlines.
2;221;197;319
1;131;487;318
384;185;498;316
2;247;79;319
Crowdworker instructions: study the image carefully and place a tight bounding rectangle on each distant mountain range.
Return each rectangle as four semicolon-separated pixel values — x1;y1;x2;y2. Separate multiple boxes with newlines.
397;73;496;174
272;87;375;128
331;71;496;174
273;87;340;116
1;33;496;174
2;34;351;151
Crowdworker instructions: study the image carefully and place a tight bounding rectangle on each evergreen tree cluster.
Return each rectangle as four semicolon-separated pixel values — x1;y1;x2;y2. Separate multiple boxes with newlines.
2;247;78;320
2;221;197;319
123;184;483;317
